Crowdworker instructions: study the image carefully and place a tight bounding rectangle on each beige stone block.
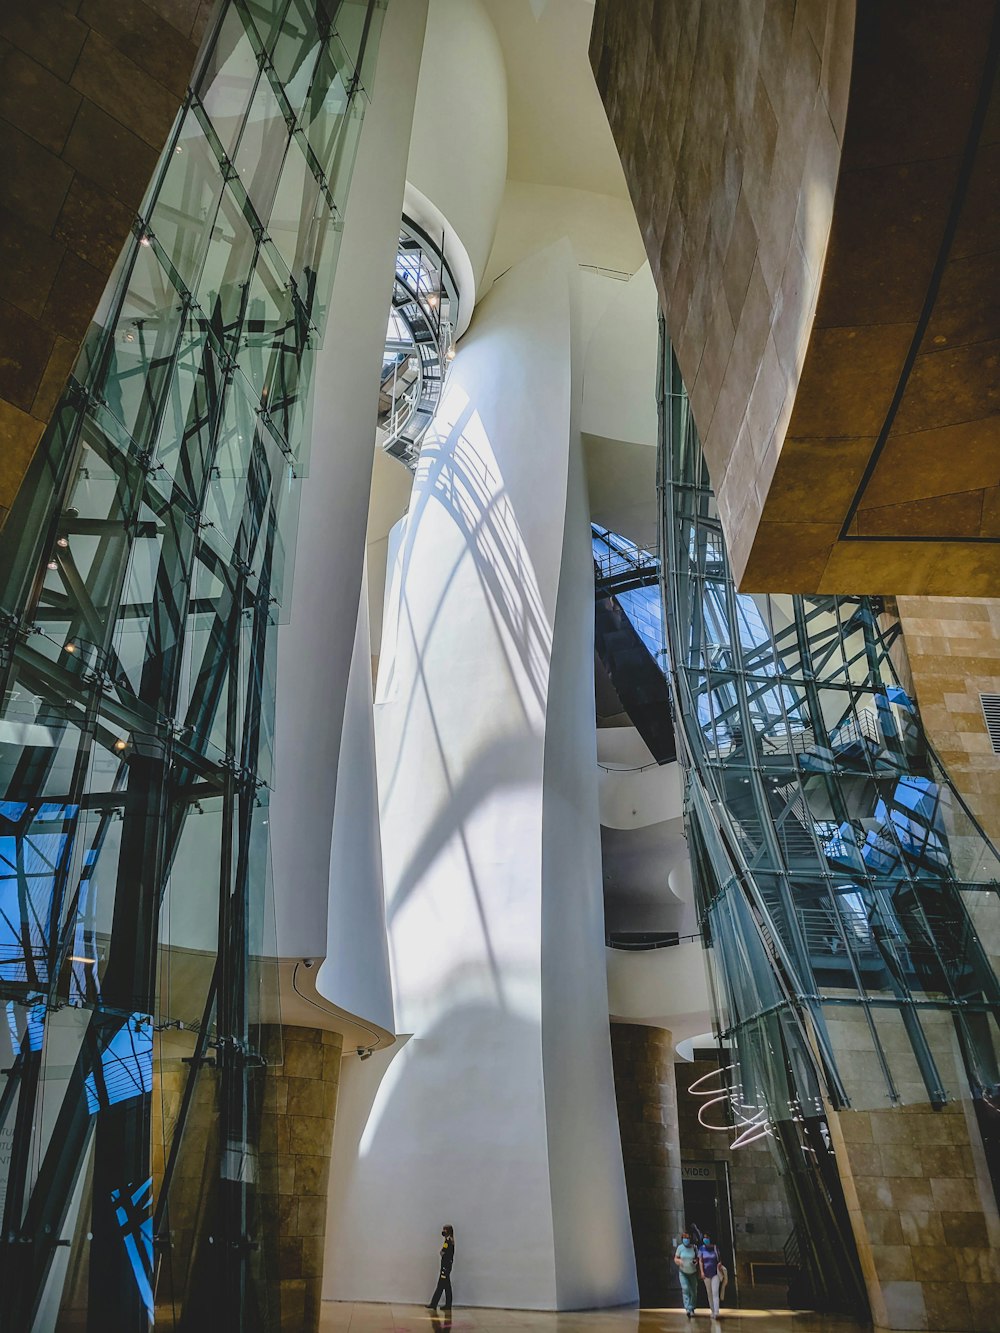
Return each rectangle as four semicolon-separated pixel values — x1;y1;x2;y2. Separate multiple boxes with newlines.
295;1196;327;1238
839;1110;874;1144
293;1154;330;1198
845;1142;881;1179
888;1176;935;1212
900;1210;945;1248
920;1144;975;1179
880;1279;926;1330
856;1176;894;1212
279;1039;324;1080
287;1116;333;1158
879;1144;922;1178
871;1244;915;1281
922;1280;972;1332
285;1076;331;1119
968;1282;1000;1333
931;1176;985;1212
277;1156;295;1197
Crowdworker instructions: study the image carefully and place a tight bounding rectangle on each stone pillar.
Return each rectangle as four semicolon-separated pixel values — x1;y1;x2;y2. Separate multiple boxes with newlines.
610;1022;685;1305
259;1025;343;1332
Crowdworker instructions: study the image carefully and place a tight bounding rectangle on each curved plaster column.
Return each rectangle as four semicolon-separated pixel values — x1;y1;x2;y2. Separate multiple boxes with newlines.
325;241;636;1310
269;0;427;980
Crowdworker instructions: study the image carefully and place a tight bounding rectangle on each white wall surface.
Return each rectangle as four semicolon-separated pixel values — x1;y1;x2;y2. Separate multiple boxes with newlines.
483;180;645;293
316;562;394;1035
582;264;659;449
325;241;636;1310
270;0;428;965
606;943;713;1048
538;309;637;1308
366;447;415;662
407;0;508;293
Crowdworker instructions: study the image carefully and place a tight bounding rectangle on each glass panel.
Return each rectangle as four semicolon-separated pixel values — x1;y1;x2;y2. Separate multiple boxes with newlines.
199;3;260;157
99;242;183;450
235;242;296;408
268;0;324;119
659;323;1000;1311
268;134;326;299
149;114;226;296
334;0;386;97
152;312;221;504
195;184;258;346
302;38;358;199
0;2;381;1324
233;71;291;223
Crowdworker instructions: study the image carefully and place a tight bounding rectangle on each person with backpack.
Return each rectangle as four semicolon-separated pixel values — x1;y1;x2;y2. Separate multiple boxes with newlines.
698;1232;725;1318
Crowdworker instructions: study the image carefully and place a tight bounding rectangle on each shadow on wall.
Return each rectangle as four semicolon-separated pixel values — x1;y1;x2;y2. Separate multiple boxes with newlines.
377;378;557;1001
326;1002;557;1307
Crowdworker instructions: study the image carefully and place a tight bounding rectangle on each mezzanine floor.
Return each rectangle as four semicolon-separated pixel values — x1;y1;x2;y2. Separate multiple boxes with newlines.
320;1302;867;1333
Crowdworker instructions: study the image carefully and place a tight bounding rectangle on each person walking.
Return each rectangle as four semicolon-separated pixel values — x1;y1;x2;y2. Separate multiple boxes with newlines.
697;1233;724;1319
426;1225;455;1311
674;1230;699;1317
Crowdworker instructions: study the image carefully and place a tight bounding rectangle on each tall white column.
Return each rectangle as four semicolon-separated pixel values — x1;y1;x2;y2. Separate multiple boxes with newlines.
270;0;428;964
325;240;637;1309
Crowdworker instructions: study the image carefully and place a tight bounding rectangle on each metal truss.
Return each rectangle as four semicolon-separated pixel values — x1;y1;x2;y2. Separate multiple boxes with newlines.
0;2;384;1328
657;325;1000;1314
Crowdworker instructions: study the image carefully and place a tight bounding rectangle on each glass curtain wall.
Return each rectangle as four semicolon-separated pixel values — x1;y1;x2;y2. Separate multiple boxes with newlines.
0;2;384;1329
658;325;1000;1313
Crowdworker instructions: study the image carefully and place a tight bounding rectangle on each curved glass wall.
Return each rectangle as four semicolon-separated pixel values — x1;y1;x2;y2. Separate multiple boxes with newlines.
0;2;383;1328
377;218;457;469
658;327;1000;1312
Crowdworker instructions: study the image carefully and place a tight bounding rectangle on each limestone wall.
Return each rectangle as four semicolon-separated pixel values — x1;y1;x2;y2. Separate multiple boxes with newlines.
590;0;854;584
259;1027;344;1333
610;1023;685;1305
895;596;1000;852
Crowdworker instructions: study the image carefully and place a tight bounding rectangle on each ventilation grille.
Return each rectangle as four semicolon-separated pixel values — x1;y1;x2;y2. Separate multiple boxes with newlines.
981;693;1000;753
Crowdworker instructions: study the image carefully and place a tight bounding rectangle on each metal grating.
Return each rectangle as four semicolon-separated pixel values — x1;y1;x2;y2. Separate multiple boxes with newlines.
981;693;1000;753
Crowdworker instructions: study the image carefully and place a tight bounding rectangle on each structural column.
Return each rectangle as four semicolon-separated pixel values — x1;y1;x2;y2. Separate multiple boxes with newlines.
610;1023;685;1305
259;1026;344;1333
325;240;636;1309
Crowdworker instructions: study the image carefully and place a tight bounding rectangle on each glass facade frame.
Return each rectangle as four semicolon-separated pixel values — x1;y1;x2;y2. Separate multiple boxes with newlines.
0;2;385;1328
658;325;1000;1312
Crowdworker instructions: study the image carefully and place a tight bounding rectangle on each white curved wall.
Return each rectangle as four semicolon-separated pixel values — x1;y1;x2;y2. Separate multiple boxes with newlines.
269;0;428;966
606;942;712;1047
599;758;682;831
407;0;507;294
325;240;635;1310
582;263;659;449
316;562;394;1036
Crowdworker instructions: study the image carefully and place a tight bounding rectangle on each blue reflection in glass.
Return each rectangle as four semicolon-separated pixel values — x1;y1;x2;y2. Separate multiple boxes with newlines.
85;1016;153;1114
111;1176;153;1319
5;1000;45;1053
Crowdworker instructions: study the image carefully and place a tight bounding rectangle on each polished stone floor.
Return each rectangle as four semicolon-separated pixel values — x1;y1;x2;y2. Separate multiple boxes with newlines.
320;1302;868;1333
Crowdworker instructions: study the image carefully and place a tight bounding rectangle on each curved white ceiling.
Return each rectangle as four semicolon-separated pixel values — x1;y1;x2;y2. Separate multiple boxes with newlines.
480;0;629;198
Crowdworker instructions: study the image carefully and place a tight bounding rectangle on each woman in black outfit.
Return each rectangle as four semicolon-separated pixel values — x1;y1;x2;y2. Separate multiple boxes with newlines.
426;1225;455;1311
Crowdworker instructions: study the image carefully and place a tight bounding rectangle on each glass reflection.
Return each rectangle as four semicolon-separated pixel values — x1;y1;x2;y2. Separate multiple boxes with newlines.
659;327;1000;1315
0;2;381;1328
